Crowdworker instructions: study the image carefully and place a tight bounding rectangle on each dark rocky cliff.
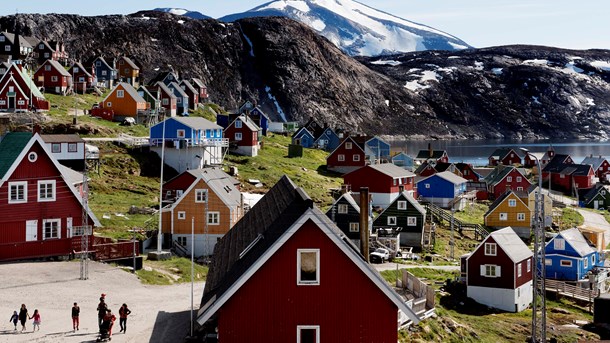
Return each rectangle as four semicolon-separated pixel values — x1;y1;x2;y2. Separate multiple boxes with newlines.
1;12;609;139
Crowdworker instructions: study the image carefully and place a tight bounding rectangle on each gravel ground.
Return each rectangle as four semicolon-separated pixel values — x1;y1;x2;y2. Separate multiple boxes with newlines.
0;261;204;343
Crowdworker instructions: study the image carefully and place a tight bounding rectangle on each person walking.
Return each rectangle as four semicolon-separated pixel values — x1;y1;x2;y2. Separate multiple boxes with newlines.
97;297;107;329
18;304;28;332
29;309;40;331
9;310;18;330
103;309;117;337
118;303;131;333
71;302;80;332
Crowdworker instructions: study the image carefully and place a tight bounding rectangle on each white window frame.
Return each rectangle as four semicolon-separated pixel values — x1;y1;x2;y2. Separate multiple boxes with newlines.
207;212;220;225
162;98;169;105
117;89;124;98
235;132;242;141
516;176;522;182
345;142;352;150
297;249;320;285
507;176;512;182
397;201;407;210
484;243;497;256
52;143;61;153
195;189;208;203
545;259;552;266
37;180;56;202
560;260;572;267
17;99;25;105
44;65;51;71
592;254;596;264
508;199;517;207
517;213;526;221
353;154;360;162
177;129;186;138
296;325;320;343
584;257;588;269
337;154;345;162
554;238;565;250
106;102;112;107
349;222;359;233
407;216;417;226
28;152;38;162
517;187;524;191
42;218;61;240
235;120;242;128
337;204;348;214
177;211;186;220
387;216;397;226
481;264;500;277
517;263;522;277
499;212;508;221
8;181;27;204
527;259;531;272
51;75;58;82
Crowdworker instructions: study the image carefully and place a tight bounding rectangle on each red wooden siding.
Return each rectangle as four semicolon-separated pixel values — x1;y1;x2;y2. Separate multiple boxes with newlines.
327;139;366;170
344;166;414;194
217;220;398;342
225;122;257;147
490;169;532;199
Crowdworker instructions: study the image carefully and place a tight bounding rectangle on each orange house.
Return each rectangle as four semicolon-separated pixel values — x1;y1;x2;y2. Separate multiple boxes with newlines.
116;56;140;88
161;168;244;257
99;82;147;119
484;190;532;239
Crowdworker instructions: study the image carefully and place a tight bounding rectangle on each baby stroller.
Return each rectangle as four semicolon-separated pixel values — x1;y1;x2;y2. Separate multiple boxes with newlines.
96;316;114;342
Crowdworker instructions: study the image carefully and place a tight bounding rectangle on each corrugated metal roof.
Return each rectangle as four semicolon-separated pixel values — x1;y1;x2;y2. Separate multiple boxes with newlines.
488;227;533;263
117;82;146;103
186;168;241;208
40;134;84;143
173;117;222;130
430;170;467;185
558;228;596;257
0;132;32;178
46;60;71;77
368;163;415;178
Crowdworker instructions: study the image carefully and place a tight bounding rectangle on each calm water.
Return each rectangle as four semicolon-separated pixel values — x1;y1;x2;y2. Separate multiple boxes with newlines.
390;138;610;167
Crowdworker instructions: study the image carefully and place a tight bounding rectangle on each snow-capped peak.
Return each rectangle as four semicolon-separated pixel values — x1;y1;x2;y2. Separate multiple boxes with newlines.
153;8;210;20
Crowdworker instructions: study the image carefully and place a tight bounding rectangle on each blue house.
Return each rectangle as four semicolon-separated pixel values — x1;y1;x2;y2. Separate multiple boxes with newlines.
150;117;228;172
249;107;270;136
392;152;415;171
291;127;315;148
89;56;116;89
416;171;468;210
167;81;189;115
365;136;391;163
543;228;602;281
314;127;341;151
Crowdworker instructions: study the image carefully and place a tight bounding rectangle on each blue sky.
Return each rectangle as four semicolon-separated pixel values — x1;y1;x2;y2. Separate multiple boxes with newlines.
3;0;609;49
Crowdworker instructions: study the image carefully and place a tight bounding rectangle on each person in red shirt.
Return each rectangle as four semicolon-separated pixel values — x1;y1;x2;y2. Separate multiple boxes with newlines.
102;309;116;337
118;304;132;333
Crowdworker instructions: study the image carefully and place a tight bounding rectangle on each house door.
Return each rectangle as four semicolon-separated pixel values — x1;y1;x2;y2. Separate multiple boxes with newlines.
26;220;38;241
8;96;15;110
594;200;600;210
67;217;73;238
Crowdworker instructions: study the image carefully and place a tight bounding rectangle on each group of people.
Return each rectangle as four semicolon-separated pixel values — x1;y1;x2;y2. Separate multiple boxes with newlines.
9;304;40;332
9;293;131;338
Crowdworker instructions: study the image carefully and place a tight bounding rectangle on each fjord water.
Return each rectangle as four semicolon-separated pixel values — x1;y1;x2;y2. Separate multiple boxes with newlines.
391;139;610;166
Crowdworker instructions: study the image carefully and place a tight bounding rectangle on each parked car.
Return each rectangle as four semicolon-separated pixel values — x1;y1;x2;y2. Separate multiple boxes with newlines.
370;248;390;263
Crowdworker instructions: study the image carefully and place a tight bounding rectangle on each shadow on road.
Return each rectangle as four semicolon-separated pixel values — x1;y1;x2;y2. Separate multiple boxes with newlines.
150;309;193;343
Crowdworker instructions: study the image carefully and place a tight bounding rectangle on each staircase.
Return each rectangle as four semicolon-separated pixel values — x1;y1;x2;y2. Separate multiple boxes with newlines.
425;202;489;240
171;241;189;258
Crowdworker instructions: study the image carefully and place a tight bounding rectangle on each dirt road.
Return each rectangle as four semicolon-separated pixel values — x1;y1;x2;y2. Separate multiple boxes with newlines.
0;261;204;343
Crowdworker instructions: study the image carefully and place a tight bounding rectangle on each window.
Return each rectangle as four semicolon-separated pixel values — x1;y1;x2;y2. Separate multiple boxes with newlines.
176;98;181;104
337;204;348;214
407;217;417;226
499;212;508;221
387;216;397;226
124;68;129;74
38;180;56;202
106;102;112;107
207;212;220;225
117;90;124;98
554;238;565;250
584;258;588;269
9;181;27;204
397;201;407;210
195;189;208;203
176;190;183;198
177;129;185;138
425;183;430;189
43;219;60;240
338;154;345;162
0;100;4;105
101;70;107;76
177;211;186;220
297;249;319;285
235;120;242;128
517;263;522;277
177;236;187;246
68;143;77;152
17;100;24;105
516;176;522;182
507;176;512;182
508;199;516;207
0;36;4;42
28;152;37;162
592;254;596;264
517;213;525;221
162;98;168;105
297;326;319;343
560;174;565;179
39;43;44;49
345;142;352;149
4;45;10;51
349;222;359;232
52;143;61;153
484;243;497;256
235;132;242;141
353;154;360;162
51;76;58;82
74;67;79;73
481;264;501;277
527;259;531;272
9;86;13;93
545;259;552;266
517;187;523;191
560;260;572;267
45;65;51;71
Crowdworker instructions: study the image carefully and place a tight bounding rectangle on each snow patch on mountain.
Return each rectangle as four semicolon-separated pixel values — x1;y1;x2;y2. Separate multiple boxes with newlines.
153;8;210;19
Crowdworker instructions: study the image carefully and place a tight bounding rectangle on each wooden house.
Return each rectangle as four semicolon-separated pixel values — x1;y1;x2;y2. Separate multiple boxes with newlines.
578;226;607;253
86;56;116;89
196;176;420;341
0;32;35;60
488;148;521;166
326;136;366;174
97;82;147;121
34;40;68;65
416;162;462;178
581;155;610;180
150;117;227;173
224;115;260;157
152;82;177;117
542;156;594;195
161;168;243;256
168;81;189;115
34;59;72;95
519;185;553;228
116;56;140;87
0;132;100;261
484;191;532;239
190;78;209;102
455;163;481;182
464;227;533;312
314;127;341;151
365;136;391;163
544;228;602;281
484;166;532;200
373;191;426;248
137;85;161;115
292;127;316;148
343;163;416;208
578;184;610;210
325;192;362;245
248;107;270;136
179;80;199;111
303;117;325;139
39;134;86;171
0;63;50;112
414;144;449;165
68;61;94;94
148;71;180;86
416;171;468;210
392;152;415;171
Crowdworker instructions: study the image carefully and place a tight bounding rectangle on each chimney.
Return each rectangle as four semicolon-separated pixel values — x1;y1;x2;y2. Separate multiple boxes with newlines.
33;124;41;134
399;185;404;193
428;143;433;158
340;184;349;194
359;187;370;262
323;122;328;129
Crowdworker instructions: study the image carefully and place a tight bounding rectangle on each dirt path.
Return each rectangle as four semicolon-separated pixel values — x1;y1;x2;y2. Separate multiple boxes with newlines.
0;261;204;343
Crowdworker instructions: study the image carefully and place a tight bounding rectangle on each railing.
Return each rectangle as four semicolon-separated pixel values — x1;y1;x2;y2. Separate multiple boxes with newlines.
425;202;489;240
149;137;229;148
543;279;598;304
92;239;140;261
171;240;189;258
118;133;149;147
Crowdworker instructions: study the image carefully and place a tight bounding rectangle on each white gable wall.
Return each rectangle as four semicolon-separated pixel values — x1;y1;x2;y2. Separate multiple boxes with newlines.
467;280;532;312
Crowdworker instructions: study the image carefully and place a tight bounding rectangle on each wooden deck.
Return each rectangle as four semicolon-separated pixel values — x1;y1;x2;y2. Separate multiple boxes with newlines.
543;278;598;304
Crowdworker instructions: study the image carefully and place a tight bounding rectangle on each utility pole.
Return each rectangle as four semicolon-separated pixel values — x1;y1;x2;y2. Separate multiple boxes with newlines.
79;156;90;280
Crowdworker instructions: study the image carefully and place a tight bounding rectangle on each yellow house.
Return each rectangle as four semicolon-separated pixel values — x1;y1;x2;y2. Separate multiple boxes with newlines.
485;190;532;239
519;186;553;227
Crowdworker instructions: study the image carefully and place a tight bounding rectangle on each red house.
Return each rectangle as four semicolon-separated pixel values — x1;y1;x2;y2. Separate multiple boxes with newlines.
152;82;177;117
0;132;100;261
191;78;209;102
415;161;462;178
0;63;50;112
34;59;72;95
581;155;610;180
224;114;260;157
542;157;594;194
196;176;420;341
344;163;415;208
68;61;94;94
455;162;480;182
179;80;199;110
463;227;533;312
488;148;521;166
326;136;366;174
484;166;532;200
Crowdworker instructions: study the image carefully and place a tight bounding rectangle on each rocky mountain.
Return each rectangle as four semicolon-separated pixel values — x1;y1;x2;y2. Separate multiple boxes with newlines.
0;13;609;139
220;0;471;56
153;8;209;19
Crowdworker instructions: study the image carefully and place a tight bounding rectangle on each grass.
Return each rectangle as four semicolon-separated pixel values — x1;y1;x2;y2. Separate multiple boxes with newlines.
559;207;584;230
136;257;208;285
380;267;458;288
453;202;489;226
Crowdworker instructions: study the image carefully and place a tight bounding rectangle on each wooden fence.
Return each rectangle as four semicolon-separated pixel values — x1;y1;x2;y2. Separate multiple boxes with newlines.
543;279;598;304
425;202;489;240
398;270;435;317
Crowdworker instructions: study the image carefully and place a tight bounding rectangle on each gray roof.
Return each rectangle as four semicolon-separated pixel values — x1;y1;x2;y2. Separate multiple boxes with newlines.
168;81;188;98
172;117;222;130
45;60;71;77
421;170;467;185
368;163;415;178
70;61;92;77
186;168;241;208
331;192;360;213
232;115;260;131
581;156;607;171
59;165;85;186
556;228;596;257
180;79;197;94
400;190;426;214
40;134;84;143
156;82;177;99
119;56;139;69
190;78;207;89
115;82;146;103
486;227;532;263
